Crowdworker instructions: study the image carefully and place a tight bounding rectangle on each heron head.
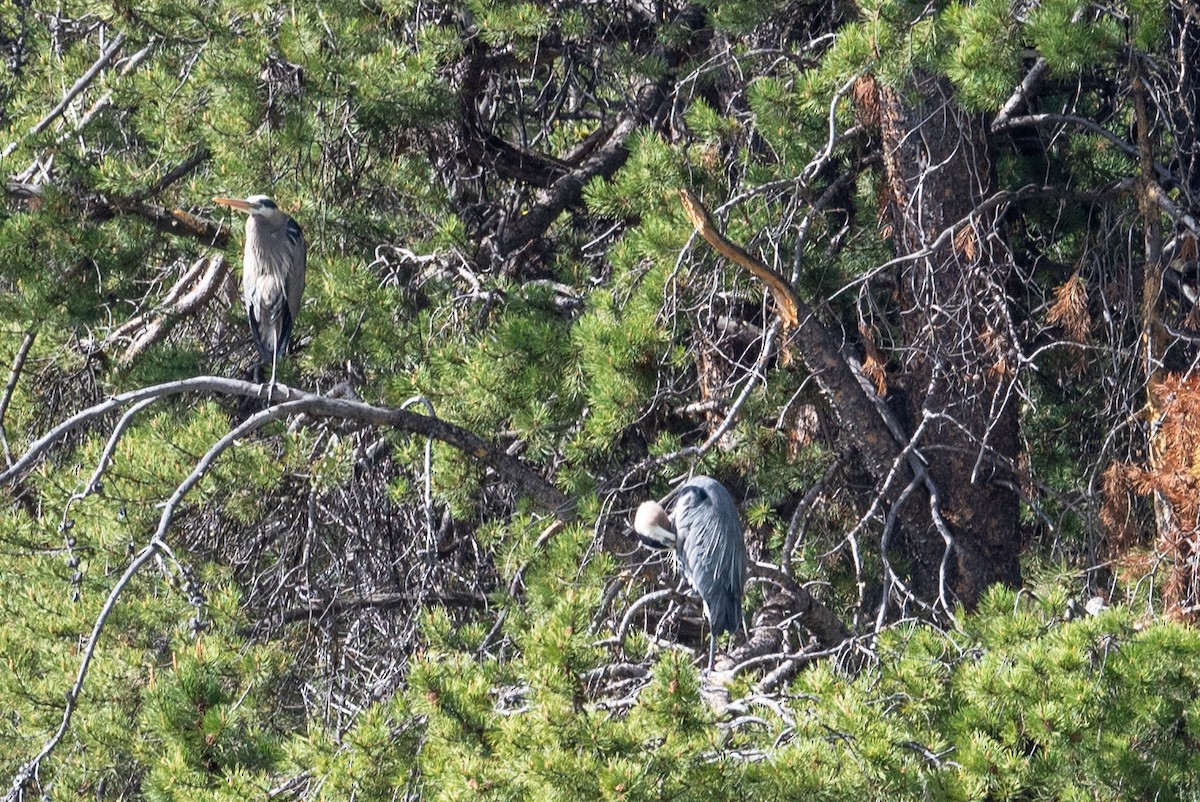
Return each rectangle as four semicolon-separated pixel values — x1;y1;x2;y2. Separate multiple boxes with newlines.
213;194;280;218
633;500;676;549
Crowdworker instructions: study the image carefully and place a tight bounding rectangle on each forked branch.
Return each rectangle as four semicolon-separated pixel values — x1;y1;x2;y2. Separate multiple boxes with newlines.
1;378;572;800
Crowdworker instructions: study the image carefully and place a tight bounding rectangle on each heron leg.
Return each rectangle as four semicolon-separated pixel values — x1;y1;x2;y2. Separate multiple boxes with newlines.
266;349;279;405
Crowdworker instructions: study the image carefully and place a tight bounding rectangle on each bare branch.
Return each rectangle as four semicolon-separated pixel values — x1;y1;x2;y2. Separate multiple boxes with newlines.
0;328;36;467
103;254;230;364
991;57;1048;129
272;591;489;629
5;181;231;249
1;32;126;159
0;376;573;518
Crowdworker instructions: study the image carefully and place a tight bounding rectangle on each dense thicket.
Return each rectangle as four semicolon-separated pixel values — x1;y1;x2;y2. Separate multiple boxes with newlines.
2;0;1200;798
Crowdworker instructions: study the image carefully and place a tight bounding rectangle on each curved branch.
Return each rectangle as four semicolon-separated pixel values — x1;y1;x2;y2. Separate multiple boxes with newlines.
5;398;308;800
680;189;799;328
991;112;1176;185
3;541;162;802
678;189;908;494
0;376;573;518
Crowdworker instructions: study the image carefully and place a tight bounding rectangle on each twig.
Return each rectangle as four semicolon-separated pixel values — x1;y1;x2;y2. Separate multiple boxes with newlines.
400;396;437;545
0;328;37;466
2;32;126;159
781;449;852;572
800;74;861;185
478;519;568;654
616;588;676;652
690;318;783;458
3;540;161;802
82;397;157;495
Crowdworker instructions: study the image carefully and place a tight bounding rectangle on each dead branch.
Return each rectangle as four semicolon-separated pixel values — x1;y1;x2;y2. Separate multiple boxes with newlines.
680;189;799;328
0;376;573;518
750;561;853;647
0;328;36;466
57;40;157;149
136;144;212;200
1;32;126;159
273;591;489;627
103;254;230;364
5;180;231;249
677;189;910;501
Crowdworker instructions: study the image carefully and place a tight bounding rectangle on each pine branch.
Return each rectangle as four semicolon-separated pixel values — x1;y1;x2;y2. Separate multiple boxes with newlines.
0;376;573;518
494;77;670;262
1;32;127;160
4;180;231;249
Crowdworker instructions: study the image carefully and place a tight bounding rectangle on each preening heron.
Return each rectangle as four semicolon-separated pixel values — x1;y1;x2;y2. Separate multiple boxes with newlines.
213;194;306;392
634;475;747;670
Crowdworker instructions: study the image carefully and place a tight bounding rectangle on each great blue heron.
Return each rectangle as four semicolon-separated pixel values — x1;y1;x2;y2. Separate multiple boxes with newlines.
213;194;306;393
634;475;747;670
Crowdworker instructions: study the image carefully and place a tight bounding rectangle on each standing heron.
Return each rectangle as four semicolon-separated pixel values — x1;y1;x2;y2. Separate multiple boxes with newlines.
634;475;747;670
213;194;306;394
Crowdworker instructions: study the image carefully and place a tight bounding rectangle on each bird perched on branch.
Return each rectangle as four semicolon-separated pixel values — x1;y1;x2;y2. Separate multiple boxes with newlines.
634;475;747;670
213;194;306;393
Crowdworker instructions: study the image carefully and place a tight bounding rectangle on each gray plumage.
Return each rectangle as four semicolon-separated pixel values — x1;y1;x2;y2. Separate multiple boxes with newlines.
214;194;306;390
634;475;747;670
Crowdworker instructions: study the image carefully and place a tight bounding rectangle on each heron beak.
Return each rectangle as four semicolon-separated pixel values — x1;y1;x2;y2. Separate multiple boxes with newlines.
213;197;253;212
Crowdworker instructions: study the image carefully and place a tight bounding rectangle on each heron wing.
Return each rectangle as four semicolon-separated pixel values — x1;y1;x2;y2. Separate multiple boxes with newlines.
672;476;747;637
245;274;289;361
284;218;306;326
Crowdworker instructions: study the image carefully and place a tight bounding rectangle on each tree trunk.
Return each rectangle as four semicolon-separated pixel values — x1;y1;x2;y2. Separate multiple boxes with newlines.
876;71;1023;605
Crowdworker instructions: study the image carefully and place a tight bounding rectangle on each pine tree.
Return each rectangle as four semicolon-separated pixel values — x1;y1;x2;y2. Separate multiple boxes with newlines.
2;0;1199;798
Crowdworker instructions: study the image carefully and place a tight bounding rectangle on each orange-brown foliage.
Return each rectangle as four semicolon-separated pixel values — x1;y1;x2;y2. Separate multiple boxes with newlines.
853;74;881;130
1046;272;1091;344
953;225;979;262
1126;374;1200;620
858;322;888;397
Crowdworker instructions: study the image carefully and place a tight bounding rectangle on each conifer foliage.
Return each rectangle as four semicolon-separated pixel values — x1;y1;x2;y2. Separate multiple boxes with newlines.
2;0;1200;798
